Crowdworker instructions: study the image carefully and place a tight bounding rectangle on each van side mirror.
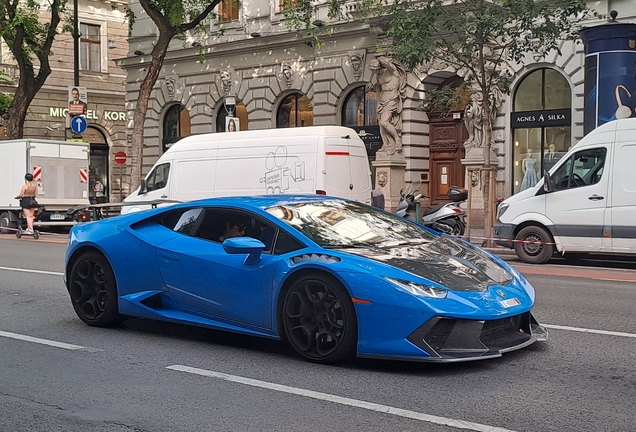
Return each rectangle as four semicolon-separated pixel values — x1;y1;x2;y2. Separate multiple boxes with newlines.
139;179;147;195
543;172;554;193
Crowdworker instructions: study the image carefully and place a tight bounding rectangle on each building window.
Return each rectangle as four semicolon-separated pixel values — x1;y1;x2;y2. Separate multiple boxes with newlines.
219;0;239;23
80;23;101;72
276;93;313;128
163;104;191;153
511;68;571;194
342;86;377;127
216;102;248;132
278;0;297;12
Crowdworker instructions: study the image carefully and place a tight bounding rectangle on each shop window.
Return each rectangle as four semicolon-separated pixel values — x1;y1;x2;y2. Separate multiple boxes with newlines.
216;101;248;132
511;68;571;194
163;104;191;152
341;86;377;127
276;93;313;128
80;23;101;72
219;0;239;23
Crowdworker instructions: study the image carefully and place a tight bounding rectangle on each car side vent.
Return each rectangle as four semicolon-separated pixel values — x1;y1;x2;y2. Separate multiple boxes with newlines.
290;254;341;265
140;292;163;309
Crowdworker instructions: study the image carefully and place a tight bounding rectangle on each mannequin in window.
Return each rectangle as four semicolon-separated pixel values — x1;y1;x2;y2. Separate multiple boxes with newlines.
520;150;539;191
543;143;560;171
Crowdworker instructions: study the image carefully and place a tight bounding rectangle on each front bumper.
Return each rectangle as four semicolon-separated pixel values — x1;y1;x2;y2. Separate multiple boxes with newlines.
493;221;515;249
405;312;547;362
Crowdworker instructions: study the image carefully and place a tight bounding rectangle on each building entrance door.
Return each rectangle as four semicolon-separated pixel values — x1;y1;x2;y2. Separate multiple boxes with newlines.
428;114;467;204
84;127;109;203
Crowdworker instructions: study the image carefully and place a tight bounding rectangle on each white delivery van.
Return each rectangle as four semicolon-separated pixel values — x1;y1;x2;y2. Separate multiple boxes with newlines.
123;126;373;214
494;118;636;263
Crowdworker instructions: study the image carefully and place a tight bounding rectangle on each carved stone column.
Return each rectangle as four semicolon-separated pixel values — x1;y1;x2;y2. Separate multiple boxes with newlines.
373;153;407;212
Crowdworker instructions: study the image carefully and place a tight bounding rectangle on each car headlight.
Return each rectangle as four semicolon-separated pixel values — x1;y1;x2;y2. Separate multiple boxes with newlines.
384;277;448;299
496;203;509;220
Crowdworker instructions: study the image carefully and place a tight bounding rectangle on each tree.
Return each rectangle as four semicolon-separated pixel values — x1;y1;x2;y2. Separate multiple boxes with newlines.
285;0;594;241
0;0;67;138
127;0;222;190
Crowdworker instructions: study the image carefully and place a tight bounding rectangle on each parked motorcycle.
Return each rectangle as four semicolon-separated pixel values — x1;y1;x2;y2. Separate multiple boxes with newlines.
396;182;467;235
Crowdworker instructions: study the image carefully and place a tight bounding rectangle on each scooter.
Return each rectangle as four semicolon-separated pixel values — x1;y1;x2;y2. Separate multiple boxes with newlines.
397;182;466;235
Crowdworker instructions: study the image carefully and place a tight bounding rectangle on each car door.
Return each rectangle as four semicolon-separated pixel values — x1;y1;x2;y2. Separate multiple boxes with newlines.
156;207;281;329
545;146;610;251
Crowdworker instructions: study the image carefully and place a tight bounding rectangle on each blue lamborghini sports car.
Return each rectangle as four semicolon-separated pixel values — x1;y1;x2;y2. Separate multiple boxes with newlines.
65;195;547;364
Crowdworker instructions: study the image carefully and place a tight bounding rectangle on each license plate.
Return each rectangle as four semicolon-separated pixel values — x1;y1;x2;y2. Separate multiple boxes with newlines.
50;214;65;220
499;298;521;308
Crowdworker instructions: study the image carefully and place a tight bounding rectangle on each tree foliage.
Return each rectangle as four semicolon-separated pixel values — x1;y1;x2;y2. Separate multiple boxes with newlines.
0;0;69;138
127;0;222;190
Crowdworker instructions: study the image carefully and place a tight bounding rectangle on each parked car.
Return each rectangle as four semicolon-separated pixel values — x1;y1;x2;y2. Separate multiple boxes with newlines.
66;195;547;364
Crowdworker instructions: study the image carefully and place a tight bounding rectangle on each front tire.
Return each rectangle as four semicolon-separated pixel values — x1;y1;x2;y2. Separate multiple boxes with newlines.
514;226;554;264
69;251;123;327
281;273;357;364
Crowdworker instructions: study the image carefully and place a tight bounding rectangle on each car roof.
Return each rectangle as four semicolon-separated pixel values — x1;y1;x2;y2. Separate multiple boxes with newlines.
173;195;349;211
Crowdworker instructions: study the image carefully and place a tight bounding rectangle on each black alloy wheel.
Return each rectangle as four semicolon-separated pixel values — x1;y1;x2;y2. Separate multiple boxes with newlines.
514;226;554;264
69;252;123;327
282;273;357;364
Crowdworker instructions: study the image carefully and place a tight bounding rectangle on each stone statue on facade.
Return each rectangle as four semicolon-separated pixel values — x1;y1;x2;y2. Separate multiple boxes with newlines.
463;87;504;149
367;56;407;155
350;53;363;81
220;70;232;96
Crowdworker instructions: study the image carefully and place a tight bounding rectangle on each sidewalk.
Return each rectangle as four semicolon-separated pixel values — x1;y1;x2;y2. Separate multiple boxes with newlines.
461;228;517;257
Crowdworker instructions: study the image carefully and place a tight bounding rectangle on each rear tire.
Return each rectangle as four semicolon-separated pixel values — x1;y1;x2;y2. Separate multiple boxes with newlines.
514;226;554;264
0;212;12;234
69;251;123;327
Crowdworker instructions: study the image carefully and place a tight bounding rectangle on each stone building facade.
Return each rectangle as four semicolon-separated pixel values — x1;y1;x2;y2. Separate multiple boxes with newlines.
121;0;636;224
0;0;129;202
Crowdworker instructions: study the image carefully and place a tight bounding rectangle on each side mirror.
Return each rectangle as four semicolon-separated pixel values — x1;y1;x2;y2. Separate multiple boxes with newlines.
223;237;266;265
543;172;554;193
139;179;147;195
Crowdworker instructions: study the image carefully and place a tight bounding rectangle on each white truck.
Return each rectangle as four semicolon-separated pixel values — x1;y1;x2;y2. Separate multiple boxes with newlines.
0;139;91;233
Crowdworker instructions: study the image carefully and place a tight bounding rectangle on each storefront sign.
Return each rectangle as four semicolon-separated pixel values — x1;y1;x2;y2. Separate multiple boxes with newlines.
351;125;381;143
49;107;127;121
511;109;570;128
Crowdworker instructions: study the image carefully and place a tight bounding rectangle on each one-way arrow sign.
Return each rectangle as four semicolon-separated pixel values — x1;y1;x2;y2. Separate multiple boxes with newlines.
70;115;87;134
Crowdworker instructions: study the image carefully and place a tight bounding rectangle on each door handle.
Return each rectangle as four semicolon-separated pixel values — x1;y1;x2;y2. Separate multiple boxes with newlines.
588;195;604;201
160;252;179;262
161;194;168;198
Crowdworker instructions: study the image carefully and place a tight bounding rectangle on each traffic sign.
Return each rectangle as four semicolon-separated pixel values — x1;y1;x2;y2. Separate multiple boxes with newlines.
114;151;127;165
70;115;87;134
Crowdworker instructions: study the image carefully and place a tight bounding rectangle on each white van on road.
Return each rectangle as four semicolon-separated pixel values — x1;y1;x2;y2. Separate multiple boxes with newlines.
494;118;636;263
123;126;373;214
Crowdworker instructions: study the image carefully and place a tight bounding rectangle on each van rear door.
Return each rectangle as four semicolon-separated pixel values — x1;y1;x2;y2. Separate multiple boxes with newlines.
325;137;372;202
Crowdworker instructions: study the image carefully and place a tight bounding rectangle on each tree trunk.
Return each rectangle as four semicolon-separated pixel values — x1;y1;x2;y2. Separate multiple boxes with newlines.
129;29;175;192
482;92;493;247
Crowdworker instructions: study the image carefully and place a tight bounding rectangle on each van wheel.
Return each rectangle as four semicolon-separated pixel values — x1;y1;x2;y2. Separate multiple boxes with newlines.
0;212;12;234
514;226;554;264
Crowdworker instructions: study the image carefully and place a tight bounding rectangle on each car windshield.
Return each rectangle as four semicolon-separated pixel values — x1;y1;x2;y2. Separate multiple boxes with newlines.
266;200;437;248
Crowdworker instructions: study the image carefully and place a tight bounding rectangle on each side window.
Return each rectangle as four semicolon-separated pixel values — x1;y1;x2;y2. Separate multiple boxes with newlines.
173;208;204;235
146;163;170;192
273;230;305;255
551;148;606;190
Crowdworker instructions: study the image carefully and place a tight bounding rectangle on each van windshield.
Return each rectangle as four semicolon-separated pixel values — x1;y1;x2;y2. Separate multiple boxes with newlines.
265;200;436;248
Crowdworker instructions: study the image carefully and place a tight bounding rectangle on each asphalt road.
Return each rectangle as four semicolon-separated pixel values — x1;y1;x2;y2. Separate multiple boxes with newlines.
0;236;635;432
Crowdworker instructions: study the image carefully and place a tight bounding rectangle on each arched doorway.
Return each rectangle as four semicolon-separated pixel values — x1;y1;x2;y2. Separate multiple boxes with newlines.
424;76;469;204
511;68;571;194
216;101;248;132
276;93;313;128
341;85;381;184
162;104;191;152
84;127;109;204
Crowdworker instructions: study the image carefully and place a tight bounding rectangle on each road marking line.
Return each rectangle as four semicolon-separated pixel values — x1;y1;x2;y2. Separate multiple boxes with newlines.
0;330;102;352
544;324;636;339
166;365;516;432
0;265;64;276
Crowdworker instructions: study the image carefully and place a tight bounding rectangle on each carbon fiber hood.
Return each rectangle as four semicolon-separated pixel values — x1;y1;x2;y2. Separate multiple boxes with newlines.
340;235;513;291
